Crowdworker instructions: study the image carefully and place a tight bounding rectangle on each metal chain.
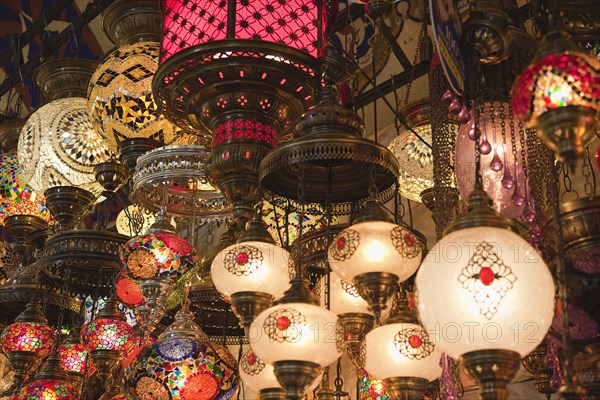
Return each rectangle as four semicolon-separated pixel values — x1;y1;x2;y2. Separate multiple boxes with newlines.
295;164;305;278
334;357;348;399
403;20;426;106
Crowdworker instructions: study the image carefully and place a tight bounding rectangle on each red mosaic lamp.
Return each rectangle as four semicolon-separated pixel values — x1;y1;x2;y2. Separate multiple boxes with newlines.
80;297;134;387
153;0;327;223
511;29;600;165
58;329;88;395
0;303;55;396
17;349;78;400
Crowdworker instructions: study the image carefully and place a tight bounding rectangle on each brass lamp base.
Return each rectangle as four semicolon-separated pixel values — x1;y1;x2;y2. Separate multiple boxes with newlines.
258;388;286;400
337;312;374;346
133;278;173;333
273;360;321;400
91;349;122;387
353;272;399;321
230;291;274;332
557;384;585;400
382;376;429;400
44;186;96;230
460;349;521;400
3;215;47;260
2;351;43;395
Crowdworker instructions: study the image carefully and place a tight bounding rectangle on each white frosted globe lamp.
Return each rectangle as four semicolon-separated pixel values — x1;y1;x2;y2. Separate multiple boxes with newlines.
365;290;441;400
328;199;423;320
239;350;322;400
415;188;555;400
251;272;342;400
212;211;290;331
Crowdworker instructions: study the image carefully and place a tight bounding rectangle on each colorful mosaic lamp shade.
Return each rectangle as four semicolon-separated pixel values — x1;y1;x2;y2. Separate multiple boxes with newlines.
17;347;79;400
88;29;192;154
358;369;390;400
511;29;600;163
80;297;135;386
387;100;436;203
456;102;528;220
124;307;239;400
0;303;56;395
0;152;52;225
17;59;114;197
154;0;326;221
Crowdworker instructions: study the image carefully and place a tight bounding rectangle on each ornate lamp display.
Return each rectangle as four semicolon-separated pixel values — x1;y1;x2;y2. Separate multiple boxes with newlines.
387;100;436;203
357;368;390;400
239;350;322;400
328;199;423;320
153;0;326;222
17;352;78;400
512;29;600;164
251;271;342;400
0;152;51;226
0;303;55;395
119;218;199;332
456;101;527;219
87;0;191;155
124;300;239;400
211;206;290;331
415;188;555;400
80;297;135;386
365;290;441;400
17;59;113;197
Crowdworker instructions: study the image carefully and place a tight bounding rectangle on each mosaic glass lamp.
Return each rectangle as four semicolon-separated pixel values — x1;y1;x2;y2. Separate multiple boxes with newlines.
119;219;199;332
153;0;326;222
58;330;88;394
124;303;238;400
88;0;192;155
0;152;52;226
0;303;55;396
328;199;423;321
80;297;135;387
357;369;390;400
211;207;290;331
512;29;600;164
415;188;555;400
387;100;436;203
17;59;113;197
17;352;78;400
365;291;441;400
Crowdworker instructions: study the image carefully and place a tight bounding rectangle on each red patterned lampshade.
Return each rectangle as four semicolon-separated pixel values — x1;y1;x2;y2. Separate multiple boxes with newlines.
154;0;330;221
511;30;600;163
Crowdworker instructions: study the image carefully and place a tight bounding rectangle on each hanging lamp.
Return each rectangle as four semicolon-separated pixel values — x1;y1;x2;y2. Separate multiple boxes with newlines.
153;0;327;224
365;289;441;400
512;28;600;165
17;351;78;400
0;303;55;396
415;186;555;400
80;297;135;387
211;203;290;331
124;296;239;400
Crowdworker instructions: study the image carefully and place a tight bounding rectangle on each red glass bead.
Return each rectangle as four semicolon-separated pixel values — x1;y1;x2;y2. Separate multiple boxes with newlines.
404;234;415;246
344;330;350;343
479;267;495;286
409;335;422;348
336;237;346;249
276;316;290;330
235;252;248;265
247;352;257;365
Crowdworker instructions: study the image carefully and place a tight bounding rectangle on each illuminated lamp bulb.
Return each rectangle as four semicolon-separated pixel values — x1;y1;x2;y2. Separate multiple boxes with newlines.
512;29;600;165
416;188;555;400
211;207;290;331
365;291;441;400
328;199;423;320
0;303;55;396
